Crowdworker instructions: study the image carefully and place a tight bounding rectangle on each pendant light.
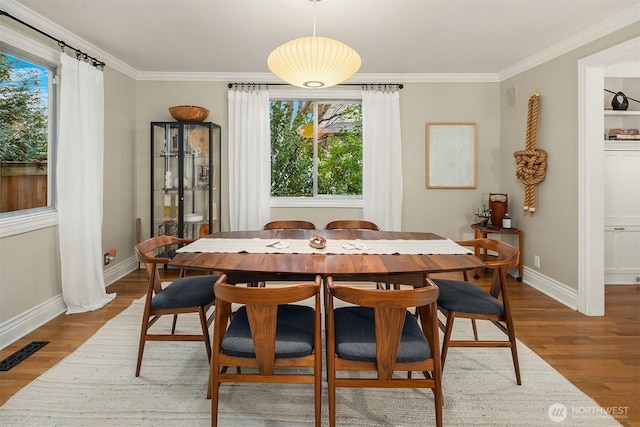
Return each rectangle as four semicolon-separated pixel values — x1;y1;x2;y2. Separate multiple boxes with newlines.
267;0;361;88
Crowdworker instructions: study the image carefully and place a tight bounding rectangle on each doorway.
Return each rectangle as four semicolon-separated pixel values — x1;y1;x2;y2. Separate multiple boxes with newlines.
578;36;640;315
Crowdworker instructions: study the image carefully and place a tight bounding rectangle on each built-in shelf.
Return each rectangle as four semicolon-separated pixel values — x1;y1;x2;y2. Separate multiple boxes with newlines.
604;141;640;150
604;110;640;116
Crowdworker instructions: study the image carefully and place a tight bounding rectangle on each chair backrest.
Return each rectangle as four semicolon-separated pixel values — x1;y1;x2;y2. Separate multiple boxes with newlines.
457;238;518;270
213;274;322;375
456;238;519;298
262;220;316;230
326;275;439;379
135;235;193;294
324;220;380;231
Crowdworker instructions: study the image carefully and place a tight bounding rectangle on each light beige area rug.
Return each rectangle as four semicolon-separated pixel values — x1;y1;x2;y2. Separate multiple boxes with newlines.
0;297;620;426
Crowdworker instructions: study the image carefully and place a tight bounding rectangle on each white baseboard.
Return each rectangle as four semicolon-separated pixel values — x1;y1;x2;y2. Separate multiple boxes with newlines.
104;255;139;287
0;294;66;350
0;256;139;350
520;266;578;310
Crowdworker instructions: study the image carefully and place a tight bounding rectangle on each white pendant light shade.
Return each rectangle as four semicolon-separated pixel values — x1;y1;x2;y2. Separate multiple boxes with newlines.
267;36;361;88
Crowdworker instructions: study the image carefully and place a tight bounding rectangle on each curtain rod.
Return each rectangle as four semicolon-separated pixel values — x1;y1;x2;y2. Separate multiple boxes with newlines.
228;82;403;89
0;9;106;69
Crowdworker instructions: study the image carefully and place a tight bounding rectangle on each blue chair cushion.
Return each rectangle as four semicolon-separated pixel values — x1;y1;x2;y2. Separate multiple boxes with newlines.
333;306;430;363
221;304;315;359
151;275;217;310
433;278;504;316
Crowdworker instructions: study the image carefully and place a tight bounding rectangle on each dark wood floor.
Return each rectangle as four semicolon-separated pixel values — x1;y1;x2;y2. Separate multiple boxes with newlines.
1;268;638;426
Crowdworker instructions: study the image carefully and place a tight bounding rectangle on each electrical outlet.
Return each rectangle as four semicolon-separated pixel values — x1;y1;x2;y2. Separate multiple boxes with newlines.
534;255;540;268
103;248;117;266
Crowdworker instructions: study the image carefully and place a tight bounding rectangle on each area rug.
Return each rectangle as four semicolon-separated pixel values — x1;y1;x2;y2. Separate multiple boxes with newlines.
0;297;619;426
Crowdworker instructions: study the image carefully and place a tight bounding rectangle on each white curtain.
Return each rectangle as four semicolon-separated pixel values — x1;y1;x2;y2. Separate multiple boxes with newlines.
228;88;271;231
362;89;403;231
57;53;115;314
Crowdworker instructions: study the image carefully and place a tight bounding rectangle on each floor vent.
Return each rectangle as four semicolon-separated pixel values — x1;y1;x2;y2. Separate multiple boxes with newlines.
0;341;49;371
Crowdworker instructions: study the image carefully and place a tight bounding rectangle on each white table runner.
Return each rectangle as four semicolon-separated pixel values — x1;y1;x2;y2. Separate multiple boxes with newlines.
176;238;473;255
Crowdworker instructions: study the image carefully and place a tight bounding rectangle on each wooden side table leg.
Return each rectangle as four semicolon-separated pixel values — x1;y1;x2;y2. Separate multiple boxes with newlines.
517;229;523;282
474;228;482;279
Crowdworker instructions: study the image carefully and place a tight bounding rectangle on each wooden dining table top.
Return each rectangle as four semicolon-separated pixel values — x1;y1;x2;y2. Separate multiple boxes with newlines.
168;229;484;284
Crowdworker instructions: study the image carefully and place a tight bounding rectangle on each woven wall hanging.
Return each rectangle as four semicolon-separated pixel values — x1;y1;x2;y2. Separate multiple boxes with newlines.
514;90;547;212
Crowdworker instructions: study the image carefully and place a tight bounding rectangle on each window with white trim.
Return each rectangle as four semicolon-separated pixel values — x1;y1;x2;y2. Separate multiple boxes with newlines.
0;31;59;237
270;90;362;204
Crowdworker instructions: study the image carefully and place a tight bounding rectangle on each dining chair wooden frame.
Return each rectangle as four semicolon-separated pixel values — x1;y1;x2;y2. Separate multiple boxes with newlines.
325;275;443;427
324;220;380;231
135;235;217;377
262;220;316;230
199;224;210;238
433;238;521;384
210;274;323;427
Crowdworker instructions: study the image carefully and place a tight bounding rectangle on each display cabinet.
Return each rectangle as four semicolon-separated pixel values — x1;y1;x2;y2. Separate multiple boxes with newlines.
150;121;221;239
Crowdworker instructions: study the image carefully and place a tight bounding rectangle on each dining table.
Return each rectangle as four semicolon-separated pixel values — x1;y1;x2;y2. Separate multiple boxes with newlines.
169;229;485;286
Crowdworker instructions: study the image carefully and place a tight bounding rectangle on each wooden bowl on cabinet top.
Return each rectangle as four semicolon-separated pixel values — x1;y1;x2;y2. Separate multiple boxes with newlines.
168;105;210;122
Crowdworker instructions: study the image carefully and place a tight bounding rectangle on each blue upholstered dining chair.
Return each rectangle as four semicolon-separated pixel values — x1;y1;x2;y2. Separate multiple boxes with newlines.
325;275;443;427
134;235;218;377
431;238;521;385
209;274;323;427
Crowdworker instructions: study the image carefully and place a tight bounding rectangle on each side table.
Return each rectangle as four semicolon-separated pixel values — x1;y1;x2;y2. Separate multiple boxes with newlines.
471;223;523;282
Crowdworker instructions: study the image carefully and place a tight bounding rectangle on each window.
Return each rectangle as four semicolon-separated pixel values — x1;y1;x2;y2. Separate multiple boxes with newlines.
0;30;58;237
270;94;362;202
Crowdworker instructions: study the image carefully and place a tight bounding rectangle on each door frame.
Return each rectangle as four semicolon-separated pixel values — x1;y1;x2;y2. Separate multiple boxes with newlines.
577;36;640;315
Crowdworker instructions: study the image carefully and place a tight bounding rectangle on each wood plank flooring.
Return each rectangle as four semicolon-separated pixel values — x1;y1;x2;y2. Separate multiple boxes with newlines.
1;268;638;426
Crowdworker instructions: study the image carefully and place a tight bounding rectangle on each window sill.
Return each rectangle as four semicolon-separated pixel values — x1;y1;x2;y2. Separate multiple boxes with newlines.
0;210;58;238
270;197;363;209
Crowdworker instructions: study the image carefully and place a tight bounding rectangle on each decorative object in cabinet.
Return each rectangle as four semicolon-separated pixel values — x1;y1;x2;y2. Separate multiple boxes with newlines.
150;121;221;239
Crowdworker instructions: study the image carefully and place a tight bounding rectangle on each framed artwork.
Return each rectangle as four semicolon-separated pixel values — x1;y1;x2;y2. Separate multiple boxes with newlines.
426;122;477;189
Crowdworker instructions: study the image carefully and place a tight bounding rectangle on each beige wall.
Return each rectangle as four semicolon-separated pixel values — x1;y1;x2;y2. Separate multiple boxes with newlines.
401;82;501;240
135;81;230;238
103;68;138;265
0;227;60;321
499;24;640;290
134;81;500;239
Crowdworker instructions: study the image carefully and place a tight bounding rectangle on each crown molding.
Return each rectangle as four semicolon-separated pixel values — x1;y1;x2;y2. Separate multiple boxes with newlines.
137;71;501;83
6;0;638;84
499;4;640;81
3;0;138;79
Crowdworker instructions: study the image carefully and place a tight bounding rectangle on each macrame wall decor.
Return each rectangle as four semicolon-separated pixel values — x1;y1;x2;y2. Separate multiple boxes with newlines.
514;90;547;212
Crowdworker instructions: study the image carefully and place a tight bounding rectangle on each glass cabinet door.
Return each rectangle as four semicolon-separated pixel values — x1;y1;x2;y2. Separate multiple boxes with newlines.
151;121;220;238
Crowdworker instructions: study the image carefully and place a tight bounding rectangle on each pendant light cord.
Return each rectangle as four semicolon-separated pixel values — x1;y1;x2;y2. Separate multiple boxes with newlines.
312;0;317;36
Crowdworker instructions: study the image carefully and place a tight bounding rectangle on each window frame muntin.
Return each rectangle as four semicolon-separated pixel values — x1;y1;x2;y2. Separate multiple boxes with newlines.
269;89;363;208
0;25;59;237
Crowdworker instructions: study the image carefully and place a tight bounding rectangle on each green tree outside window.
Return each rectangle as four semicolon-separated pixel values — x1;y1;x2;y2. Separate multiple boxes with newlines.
270;100;362;197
